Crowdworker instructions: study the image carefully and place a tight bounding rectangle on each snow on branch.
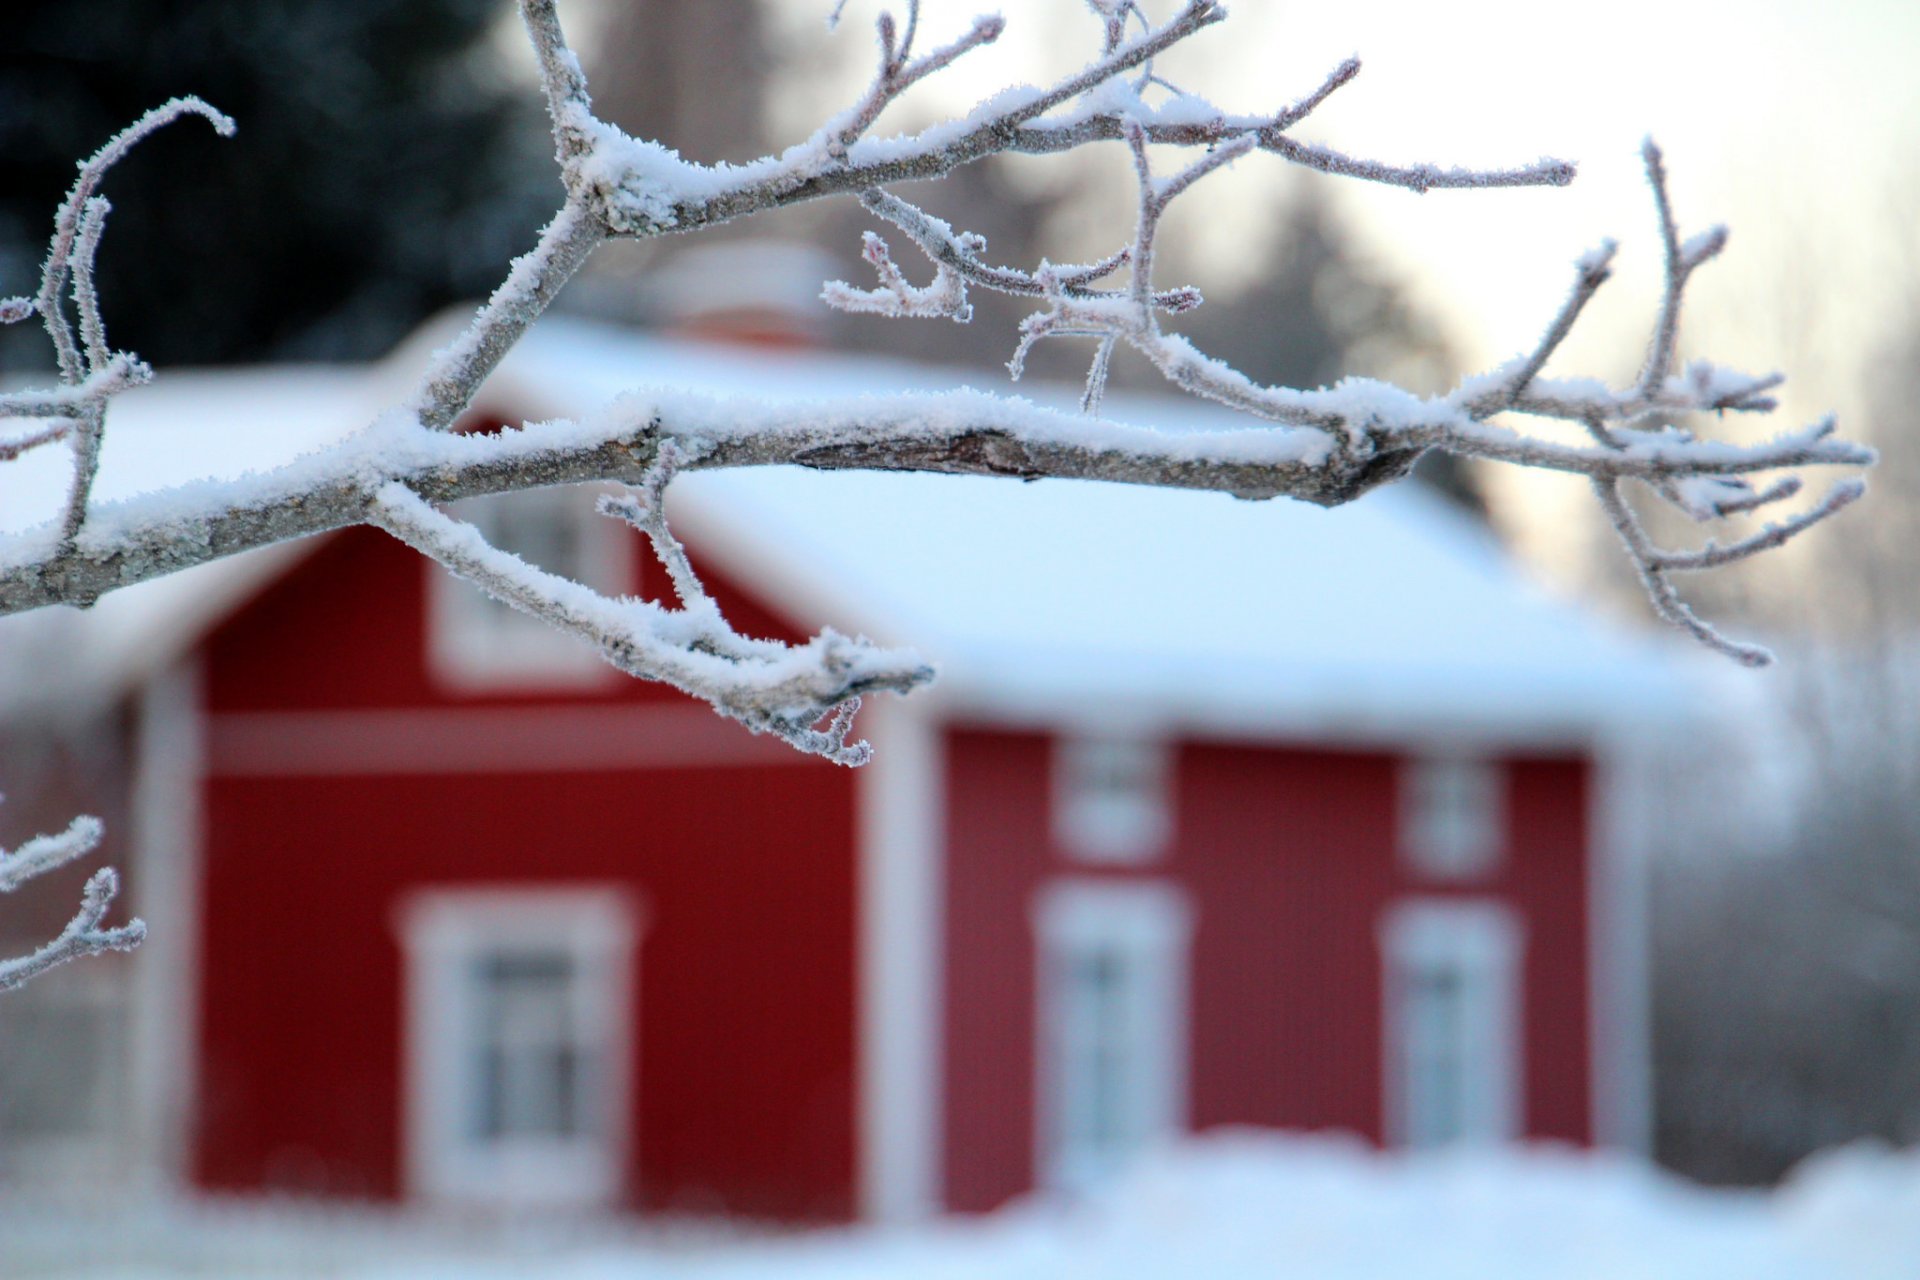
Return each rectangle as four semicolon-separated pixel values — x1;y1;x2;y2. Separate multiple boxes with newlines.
0;812;144;993
367;464;931;765
828;87;1873;664
0;0;1880;751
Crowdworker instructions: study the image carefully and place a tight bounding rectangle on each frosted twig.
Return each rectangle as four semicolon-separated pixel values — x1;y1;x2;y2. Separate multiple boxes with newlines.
12;96;233;550
34;96;234;386
0;421;73;463
1087;0;1134;55
822;230;974;321
1645;479;1865;573
1634;140;1721;402
853;83;1868;658
596;442;709;606
0;355;150;420
0;813;143;993
1593;478;1771;666
0;814;104;893
412;202;607;433
826;4;1005;160
410;2;609;432
838;190;1200;315
1271;56;1363;131
0;869;146;993
70;198;113;374
1081;336;1117;413
520;0;596;165
369;482;932;764
1474;240;1618;409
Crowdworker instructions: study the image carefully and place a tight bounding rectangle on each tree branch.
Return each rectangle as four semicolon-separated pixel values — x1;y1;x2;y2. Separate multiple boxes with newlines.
0;869;145;993
367;477;930;764
0;0;1878;725
0;813;143;993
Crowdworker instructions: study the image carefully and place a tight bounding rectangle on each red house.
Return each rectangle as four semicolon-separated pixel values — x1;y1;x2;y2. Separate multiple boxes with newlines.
0;316;1669;1221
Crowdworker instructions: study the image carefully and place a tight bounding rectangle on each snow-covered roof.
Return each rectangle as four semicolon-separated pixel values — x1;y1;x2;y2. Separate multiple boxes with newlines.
0;313;1679;742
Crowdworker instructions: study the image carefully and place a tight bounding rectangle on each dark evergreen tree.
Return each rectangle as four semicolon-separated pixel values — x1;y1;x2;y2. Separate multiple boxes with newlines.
0;0;550;369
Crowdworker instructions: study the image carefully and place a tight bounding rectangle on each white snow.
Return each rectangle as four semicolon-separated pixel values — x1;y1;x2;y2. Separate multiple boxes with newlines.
5;1135;1920;1278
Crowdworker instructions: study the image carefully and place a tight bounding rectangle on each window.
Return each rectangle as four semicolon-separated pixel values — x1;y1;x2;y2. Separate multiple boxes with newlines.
1400;757;1503;879
428;486;634;689
399;888;640;1209
1053;737;1172;864
1380;899;1523;1149
1034;881;1192;1191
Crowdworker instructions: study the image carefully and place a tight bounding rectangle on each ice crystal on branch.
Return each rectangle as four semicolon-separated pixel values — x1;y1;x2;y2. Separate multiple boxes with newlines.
0;811;144;992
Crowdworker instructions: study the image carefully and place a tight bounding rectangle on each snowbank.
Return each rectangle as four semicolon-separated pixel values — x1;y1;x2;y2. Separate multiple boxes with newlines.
7;1134;1920;1278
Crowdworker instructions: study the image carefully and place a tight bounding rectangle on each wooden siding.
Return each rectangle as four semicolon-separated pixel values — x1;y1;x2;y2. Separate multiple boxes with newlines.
940;728;1593;1213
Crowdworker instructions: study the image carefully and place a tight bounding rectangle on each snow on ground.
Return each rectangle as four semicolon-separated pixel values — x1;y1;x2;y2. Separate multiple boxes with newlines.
6;1133;1920;1279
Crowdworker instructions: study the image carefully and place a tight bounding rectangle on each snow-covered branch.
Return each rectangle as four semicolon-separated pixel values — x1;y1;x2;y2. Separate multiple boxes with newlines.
0;812;144;992
832;93;1873;667
1;97;236;553
0;0;1879;748
368;467;930;764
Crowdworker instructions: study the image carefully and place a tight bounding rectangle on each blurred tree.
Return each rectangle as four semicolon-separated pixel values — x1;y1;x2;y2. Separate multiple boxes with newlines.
1651;278;1920;1184
0;0;549;369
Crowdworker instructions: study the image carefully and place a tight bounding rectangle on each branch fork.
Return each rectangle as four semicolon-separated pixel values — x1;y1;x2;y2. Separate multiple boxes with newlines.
0;813;145;992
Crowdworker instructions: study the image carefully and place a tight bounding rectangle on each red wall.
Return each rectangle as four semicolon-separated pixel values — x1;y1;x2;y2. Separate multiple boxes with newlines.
939;728;1593;1213
193;508;862;1220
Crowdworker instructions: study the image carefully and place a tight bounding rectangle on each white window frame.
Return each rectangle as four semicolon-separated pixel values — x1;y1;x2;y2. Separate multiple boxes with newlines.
1052;736;1173;865
398;886;641;1210
1380;898;1523;1149
427;485;634;690
1399;756;1504;880
1033;880;1192;1192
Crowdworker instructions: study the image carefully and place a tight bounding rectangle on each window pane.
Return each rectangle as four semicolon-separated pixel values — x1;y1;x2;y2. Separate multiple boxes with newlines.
1383;902;1521;1151
0;997;123;1141
1402;759;1502;879
1405;963;1468;1147
471;950;592;1142
1056;739;1171;863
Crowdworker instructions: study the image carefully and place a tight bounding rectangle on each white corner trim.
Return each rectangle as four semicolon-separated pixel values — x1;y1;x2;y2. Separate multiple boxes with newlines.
127;659;205;1196
1379;897;1525;1148
857;700;945;1223
396;885;643;1211
1589;736;1653;1153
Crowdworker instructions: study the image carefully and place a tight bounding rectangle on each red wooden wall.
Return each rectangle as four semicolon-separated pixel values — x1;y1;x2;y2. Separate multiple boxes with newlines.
192;513;862;1220
939;728;1593;1213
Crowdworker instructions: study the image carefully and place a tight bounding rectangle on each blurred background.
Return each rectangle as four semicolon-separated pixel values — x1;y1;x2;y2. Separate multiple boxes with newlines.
4;0;1920;1272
